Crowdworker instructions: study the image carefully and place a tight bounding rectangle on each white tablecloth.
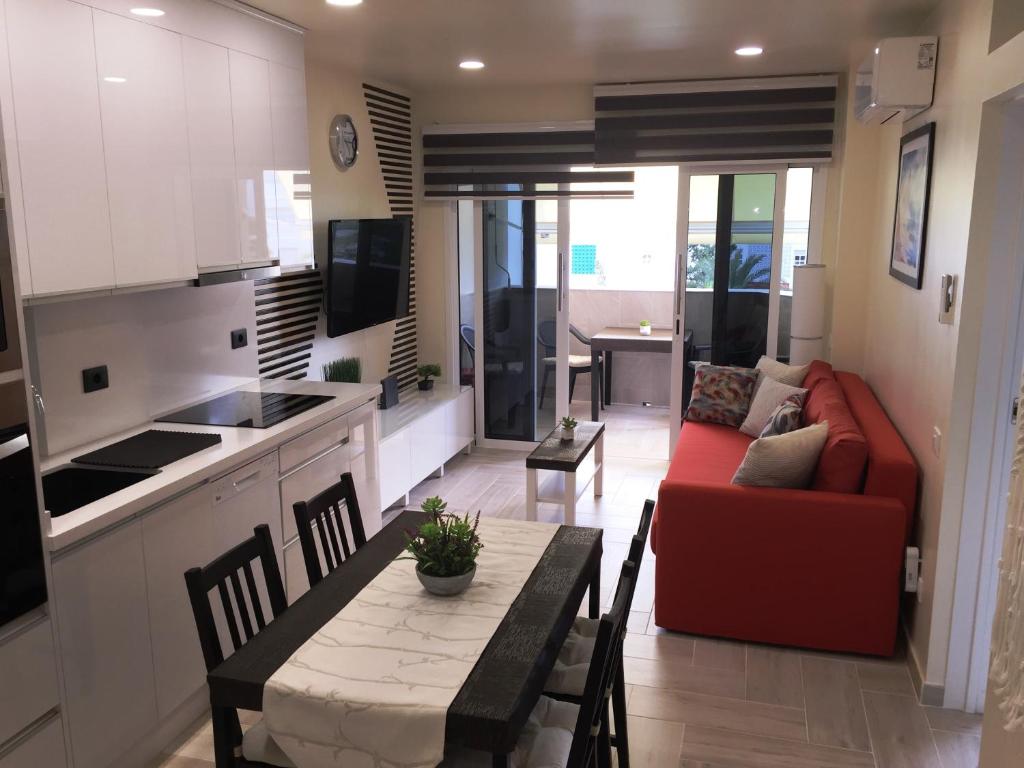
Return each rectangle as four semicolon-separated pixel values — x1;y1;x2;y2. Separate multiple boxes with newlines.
263;517;559;768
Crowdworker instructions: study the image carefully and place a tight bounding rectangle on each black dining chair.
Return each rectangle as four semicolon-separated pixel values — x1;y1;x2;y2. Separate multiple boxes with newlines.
543;498;655;768
292;472;367;589
184;525;292;768
538;321;603;410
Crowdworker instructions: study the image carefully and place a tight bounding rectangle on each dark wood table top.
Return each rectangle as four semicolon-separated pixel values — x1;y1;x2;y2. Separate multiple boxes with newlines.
526;420;605;471
591;325;673;353
207;509;603;755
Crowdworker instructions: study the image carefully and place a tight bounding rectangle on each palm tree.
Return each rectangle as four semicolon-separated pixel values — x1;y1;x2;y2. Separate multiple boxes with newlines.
729;247;771;289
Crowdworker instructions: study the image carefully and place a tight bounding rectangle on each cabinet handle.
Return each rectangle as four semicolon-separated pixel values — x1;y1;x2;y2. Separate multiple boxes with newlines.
231;470;263;492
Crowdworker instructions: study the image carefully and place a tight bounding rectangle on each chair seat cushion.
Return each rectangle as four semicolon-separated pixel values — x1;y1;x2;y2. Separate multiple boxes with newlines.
545;617;599;696
242;717;294;767
441;696;579;768
544;355;598;368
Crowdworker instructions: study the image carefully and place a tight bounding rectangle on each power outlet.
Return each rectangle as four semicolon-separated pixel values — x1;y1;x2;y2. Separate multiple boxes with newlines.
230;328;248;349
82;365;109;394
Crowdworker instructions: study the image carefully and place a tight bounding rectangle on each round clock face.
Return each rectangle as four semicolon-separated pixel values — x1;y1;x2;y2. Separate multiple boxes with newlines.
329;114;358;171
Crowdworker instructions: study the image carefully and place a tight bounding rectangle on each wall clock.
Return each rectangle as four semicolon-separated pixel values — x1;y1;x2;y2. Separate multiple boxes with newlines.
329;114;358;171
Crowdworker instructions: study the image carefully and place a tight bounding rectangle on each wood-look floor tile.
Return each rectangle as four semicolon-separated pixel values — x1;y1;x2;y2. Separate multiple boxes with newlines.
923;706;983;736
622;631;695;663
680;725;875;768
857;660;916;696
628;685;807;742
932;729;981;768
627;611;652;633
625;656;746;699
863;691;942;768
693;638;747;673
626;715;685;768
153;756;214;768
801;656;871;752
747;646;804;708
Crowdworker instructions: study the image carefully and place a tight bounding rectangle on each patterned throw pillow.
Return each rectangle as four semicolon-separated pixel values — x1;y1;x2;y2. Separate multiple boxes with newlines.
759;396;804;438
685;365;758;427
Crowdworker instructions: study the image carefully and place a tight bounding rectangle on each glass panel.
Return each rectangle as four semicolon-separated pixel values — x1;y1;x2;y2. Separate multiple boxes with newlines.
721;174;775;367
534;200;559;439
686;175;718;365
457;200;475;385
778;168;813;362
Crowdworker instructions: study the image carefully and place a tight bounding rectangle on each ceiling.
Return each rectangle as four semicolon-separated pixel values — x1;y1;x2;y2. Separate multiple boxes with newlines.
244;0;940;91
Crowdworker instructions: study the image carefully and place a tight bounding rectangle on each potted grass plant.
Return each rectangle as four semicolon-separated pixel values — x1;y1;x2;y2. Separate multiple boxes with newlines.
417;363;442;391
322;356;361;383
559;415;578;441
403;496;483;596
639;319;652;336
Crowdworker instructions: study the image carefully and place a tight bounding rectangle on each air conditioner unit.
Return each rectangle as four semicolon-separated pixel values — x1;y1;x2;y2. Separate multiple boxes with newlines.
855;37;938;124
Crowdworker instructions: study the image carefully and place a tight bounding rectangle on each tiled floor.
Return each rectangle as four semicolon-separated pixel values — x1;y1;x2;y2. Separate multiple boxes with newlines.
154;406;981;768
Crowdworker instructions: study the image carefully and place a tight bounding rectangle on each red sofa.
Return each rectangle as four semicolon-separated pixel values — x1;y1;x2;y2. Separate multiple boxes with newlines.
651;361;917;656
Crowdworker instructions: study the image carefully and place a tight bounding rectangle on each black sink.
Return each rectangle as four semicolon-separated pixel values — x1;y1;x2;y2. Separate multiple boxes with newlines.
42;466;158;518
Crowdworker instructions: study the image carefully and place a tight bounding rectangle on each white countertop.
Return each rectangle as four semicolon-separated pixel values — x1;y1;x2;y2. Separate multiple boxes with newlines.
378;383;471;440
44;378;381;552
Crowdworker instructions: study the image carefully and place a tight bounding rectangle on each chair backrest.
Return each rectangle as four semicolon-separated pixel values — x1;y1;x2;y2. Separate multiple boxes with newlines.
184;524;287;673
569;324;592;346
292;472;367;588
628;499;655;567
537;319;556;353
567;560;634;768
460;324;475;356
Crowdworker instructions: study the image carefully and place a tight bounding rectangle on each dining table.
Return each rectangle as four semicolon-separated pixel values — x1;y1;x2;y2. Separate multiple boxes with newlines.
206;509;603;768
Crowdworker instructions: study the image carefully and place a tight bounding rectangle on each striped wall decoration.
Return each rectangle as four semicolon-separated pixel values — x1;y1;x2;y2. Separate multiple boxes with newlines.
593;75;839;166
364;82;418;390
255;269;322;380
422;123;634;200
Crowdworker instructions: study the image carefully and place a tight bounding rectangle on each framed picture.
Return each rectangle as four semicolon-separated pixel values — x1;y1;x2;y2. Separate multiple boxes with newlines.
889;122;935;289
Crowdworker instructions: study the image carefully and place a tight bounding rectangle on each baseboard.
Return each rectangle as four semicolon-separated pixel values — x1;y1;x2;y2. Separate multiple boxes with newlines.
902;619;945;706
111;688;209;768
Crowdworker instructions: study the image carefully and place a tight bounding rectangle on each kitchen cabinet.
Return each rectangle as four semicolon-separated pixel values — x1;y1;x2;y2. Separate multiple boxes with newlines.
52;520;158;768
183;38;242;270
229;50;277;265
0;713;66;768
410;405;447;487
93;10;197;287
348;401;381;538
0;616;60;748
4;0;115;295
379;429;411;511
269;62;313;270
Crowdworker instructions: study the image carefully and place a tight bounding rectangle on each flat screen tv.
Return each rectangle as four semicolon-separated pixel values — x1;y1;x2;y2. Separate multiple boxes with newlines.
325;218;411;337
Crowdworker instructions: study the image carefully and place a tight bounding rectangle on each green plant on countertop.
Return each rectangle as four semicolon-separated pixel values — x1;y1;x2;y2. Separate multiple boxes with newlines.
418;363;442;382
402;496;483;578
560;416;578;430
639;319;651;327
322;357;361;383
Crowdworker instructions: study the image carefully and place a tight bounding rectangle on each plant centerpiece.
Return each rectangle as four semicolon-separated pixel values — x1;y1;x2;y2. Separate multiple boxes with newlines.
417;363;442;391
322;356;361;383
403;496;482;596
639;319;652;336
559;415;578;441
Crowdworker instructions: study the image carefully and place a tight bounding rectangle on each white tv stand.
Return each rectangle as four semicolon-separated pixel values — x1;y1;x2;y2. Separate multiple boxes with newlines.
378;384;474;510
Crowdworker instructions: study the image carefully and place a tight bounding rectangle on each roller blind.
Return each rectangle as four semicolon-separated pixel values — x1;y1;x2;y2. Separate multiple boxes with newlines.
593;75;839;166
422;122;634;200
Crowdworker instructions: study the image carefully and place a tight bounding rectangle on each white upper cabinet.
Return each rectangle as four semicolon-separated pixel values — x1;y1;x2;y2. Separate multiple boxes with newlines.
229;50;278;265
182;38;242;270
5;0;115;296
93;11;197;287
269;62;314;270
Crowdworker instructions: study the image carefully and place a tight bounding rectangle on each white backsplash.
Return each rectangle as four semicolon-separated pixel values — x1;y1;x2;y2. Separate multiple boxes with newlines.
27;282;258;455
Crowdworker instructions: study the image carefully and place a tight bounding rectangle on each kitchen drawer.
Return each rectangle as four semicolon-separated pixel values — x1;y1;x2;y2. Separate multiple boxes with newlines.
0;617;59;747
280;442;350;542
279;415;348;475
0;712;66;768
378;431;410;511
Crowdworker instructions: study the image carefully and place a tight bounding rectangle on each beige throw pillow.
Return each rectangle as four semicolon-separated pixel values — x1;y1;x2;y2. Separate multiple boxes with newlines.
732;421;829;489
756;356;811;388
739;376;808;437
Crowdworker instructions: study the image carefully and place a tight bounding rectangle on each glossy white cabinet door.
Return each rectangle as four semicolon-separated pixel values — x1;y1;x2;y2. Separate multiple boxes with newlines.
378;431;411;511
229;50;277;264
269;62;313;270
51;520;158;768
409;405;447;485
5;0;115;295
93;10;197;287
182;38;241;270
0;715;66;768
141;484;217;719
349;401;382;537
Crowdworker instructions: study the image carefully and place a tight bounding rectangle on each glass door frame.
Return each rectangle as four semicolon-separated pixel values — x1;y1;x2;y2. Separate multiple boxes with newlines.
469;199;571;449
669;164;789;456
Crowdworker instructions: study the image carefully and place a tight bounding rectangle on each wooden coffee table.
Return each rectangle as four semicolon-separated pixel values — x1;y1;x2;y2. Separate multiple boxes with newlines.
525;421;605;525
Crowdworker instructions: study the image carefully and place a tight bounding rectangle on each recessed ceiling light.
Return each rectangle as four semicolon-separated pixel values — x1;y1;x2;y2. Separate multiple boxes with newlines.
735;46;764;57
103;76;128;83
459;60;485;70
130;7;165;16
326;0;363;6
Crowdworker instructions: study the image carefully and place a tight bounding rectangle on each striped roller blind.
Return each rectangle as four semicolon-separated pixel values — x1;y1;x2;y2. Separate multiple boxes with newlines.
422;122;634;199
593;75;839;166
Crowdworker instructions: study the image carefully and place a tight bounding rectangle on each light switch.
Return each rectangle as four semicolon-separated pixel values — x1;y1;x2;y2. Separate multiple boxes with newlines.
939;274;956;324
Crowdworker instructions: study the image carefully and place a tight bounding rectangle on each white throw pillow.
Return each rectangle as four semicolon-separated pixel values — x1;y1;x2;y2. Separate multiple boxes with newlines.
732;421;829;489
756;356;811;388
739;376;808;437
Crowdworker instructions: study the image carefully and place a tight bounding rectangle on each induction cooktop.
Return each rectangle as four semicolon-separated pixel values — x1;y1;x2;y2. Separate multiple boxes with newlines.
156;391;334;429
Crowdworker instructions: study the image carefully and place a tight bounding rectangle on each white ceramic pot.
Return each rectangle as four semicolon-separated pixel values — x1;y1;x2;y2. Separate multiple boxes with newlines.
560;427;576;441
417;565;476;596
639;325;652;336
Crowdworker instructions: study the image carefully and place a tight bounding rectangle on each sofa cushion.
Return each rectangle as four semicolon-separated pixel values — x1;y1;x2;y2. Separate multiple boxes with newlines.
667;421;753;485
759;398;803;438
740;377;808;437
732;422;829;489
803;379;868;493
755;356;811;388
802;360;835;392
685;365;758;428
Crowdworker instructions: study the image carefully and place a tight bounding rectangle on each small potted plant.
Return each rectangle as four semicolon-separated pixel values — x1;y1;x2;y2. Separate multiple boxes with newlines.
417;363;442;391
403;496;482;596
639;319;652;336
559;415;578;441
322;356;361;383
